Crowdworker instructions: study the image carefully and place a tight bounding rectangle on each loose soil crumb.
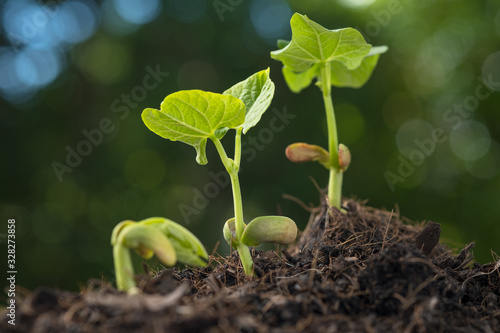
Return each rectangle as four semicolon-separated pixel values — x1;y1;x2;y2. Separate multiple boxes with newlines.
2;198;500;333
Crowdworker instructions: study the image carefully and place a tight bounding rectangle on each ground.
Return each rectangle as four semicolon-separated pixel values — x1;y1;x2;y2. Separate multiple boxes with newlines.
2;198;499;332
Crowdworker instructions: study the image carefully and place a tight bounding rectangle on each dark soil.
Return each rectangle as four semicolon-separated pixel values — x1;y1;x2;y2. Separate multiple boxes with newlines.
2;198;500;332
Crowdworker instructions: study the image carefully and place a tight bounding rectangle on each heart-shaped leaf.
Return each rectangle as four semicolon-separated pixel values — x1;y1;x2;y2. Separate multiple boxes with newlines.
271;13;371;73
223;68;275;134
142;90;246;165
142;217;209;267
285;142;330;169
119;223;177;266
272;14;387;93
241;216;297;247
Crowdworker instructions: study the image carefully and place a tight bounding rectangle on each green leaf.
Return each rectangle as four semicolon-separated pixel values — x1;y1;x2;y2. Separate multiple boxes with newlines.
241;216;297;247
282;64;320;93
223;68;275;134
271;13;387;93
223;217;246;248
285;142;330;169
277;39;290;49
142;217;209;267
271;13;371;73
330;45;388;88
142;90;246;165
119;223;177;266
111;220;134;245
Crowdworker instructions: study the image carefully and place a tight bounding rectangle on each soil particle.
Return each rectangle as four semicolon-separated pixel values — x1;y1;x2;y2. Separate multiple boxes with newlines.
2;198;499;333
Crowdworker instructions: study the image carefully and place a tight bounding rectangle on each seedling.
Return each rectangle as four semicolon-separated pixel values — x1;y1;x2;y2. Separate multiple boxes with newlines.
142;69;297;276
111;217;208;294
271;13;387;209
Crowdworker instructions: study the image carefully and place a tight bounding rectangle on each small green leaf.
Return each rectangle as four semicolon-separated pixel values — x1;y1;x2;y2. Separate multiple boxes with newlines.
271;13;387;93
111;220;134;245
119;223;177;266
141;217;209;267
330;45;388;88
277;39;290;49
223;68;275;134
223;217;246;248
241;216;297;247
282;64;320;94
271;13;371;73
142;90;246;165
338;143;351;172
285;142;330;169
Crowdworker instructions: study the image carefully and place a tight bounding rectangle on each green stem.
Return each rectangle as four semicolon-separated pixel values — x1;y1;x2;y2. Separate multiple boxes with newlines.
234;127;242;167
320;62;343;209
211;134;254;276
113;243;138;293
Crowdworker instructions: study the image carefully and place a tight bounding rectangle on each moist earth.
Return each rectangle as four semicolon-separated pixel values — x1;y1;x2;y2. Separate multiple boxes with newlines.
2;198;499;333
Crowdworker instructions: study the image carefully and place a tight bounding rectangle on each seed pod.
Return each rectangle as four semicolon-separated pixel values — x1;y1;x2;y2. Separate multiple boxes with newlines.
285;142;330;169
241;216;297;247
338;144;351;172
120;223;177;266
223;218;246;248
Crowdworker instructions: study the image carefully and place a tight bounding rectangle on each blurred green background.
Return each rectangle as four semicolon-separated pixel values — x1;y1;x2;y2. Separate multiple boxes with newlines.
1;0;499;292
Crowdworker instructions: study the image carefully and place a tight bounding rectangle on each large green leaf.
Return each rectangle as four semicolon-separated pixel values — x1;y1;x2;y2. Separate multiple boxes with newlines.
223;68;275;134
330;45;388;88
142;90;245;165
271;13;371;73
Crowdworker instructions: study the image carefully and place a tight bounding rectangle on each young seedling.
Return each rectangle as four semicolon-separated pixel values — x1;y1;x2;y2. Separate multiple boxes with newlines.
271;13;387;209
111;217;208;294
142;69;297;276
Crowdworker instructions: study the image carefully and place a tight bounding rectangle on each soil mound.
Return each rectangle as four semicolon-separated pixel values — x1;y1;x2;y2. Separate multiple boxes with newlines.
3;199;499;332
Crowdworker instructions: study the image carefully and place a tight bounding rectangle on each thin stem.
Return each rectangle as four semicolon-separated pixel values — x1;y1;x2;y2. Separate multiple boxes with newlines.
212;134;254;276
320;62;342;209
113;243;138;293
328;167;342;208
211;135;235;172
234;127;242;168
236;243;254;275
229;172;244;240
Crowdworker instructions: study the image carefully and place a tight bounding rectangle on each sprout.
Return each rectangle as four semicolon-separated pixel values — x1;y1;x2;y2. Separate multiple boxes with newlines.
271;13;387;209
142;69;298;276
111;218;208;294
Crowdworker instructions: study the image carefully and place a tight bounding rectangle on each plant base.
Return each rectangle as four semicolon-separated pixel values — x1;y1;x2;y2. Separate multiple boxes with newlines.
3;198;499;333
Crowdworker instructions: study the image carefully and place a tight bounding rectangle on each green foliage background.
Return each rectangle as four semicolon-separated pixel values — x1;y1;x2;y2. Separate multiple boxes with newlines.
1;0;499;292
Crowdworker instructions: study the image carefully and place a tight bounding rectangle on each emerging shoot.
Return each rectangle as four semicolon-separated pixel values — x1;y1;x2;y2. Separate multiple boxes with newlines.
271;13;387;209
142;69;298;276
111;218;208;294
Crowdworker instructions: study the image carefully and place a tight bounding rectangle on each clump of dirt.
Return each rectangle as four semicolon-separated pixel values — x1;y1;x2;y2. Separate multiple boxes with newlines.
2;198;499;333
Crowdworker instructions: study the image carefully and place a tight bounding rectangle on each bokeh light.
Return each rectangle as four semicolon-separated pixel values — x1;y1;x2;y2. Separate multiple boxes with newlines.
15;48;62;87
250;0;292;42
449;120;491;162
0;0;99;103
482;51;500;92
113;0;161;25
337;0;376;9
396;119;434;155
